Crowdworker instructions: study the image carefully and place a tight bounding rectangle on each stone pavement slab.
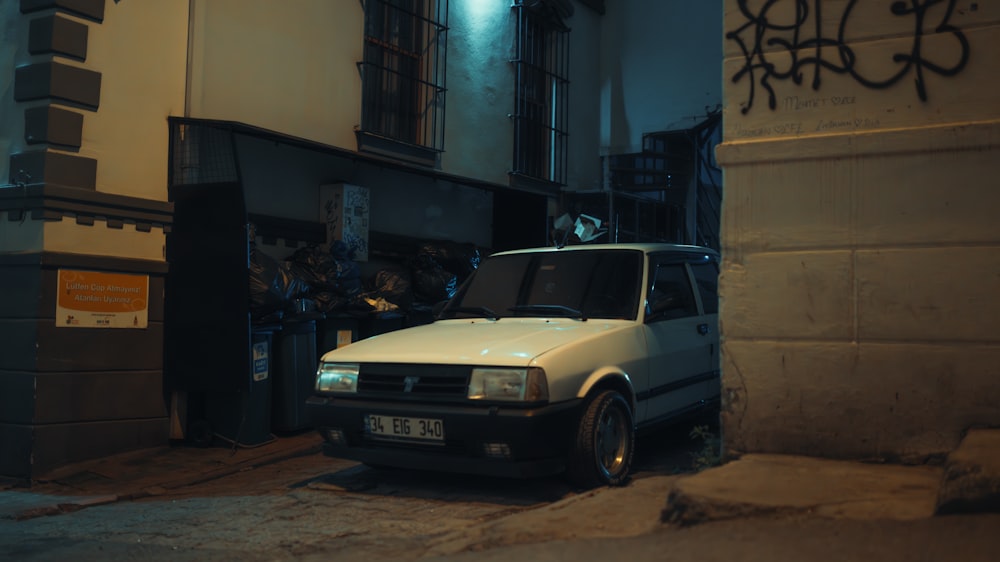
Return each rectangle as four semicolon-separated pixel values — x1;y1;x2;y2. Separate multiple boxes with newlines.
662;453;943;525
0;431;322;521
936;428;1000;514
662;428;1000;526
422;472;679;559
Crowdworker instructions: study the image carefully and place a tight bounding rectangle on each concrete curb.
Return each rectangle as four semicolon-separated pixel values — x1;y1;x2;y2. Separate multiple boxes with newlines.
663;428;1000;526
1;435;322;521
936;428;1000;515
662;454;943;525
422;474;678;559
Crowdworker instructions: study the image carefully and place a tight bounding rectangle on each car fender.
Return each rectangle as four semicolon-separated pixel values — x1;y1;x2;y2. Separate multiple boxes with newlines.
576;368;637;413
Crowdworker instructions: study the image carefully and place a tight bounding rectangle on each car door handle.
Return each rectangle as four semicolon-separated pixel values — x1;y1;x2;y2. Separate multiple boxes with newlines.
697;323;711;335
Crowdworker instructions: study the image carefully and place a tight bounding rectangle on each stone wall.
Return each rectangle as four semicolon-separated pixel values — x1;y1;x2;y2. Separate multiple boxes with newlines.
718;0;1000;461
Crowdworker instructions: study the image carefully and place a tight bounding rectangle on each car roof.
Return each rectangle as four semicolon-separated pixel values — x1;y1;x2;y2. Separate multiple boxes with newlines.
491;242;719;259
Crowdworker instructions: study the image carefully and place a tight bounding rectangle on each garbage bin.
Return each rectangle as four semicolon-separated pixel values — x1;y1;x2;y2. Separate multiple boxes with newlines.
271;314;319;432
317;313;359;361
205;324;277;446
359;311;405;340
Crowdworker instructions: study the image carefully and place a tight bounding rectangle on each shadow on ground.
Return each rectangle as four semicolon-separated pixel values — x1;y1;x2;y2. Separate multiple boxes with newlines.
297;409;720;506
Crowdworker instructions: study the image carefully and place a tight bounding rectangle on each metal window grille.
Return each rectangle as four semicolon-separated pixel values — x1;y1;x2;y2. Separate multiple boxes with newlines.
512;2;569;186
168;119;240;187
360;0;448;151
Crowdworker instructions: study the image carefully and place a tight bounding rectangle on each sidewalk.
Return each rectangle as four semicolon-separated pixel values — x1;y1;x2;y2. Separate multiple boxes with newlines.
415;429;1000;560
662;427;1000;524
1;426;997;526
0;431;323;520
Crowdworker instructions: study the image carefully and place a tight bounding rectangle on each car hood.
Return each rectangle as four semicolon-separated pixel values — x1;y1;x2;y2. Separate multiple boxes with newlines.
319;318;633;366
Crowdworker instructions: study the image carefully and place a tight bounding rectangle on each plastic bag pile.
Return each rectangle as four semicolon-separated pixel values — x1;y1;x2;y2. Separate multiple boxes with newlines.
249;239;479;322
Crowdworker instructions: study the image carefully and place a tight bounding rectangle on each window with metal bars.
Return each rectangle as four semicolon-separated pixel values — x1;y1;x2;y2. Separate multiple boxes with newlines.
511;2;569;186
359;0;448;153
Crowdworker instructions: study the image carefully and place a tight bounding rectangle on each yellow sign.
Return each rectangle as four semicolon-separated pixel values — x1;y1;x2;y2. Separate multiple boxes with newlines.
56;269;150;329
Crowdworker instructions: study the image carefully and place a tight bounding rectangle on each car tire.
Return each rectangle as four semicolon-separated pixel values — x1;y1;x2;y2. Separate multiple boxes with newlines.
567;390;635;488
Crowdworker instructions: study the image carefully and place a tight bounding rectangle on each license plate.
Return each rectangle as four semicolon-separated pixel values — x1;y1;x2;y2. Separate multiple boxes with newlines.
364;414;445;443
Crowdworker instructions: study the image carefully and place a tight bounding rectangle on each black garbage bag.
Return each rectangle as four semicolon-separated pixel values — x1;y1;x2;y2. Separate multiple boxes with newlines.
331;241;362;296
285;242;362;300
417;241;480;285
249;248;309;318
313;291;353;313
345;293;378;316
373;266;413;311
286;245;338;292
411;254;458;304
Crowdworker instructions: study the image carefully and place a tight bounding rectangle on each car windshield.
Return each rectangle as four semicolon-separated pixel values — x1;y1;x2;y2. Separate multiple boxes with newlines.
440;249;643;320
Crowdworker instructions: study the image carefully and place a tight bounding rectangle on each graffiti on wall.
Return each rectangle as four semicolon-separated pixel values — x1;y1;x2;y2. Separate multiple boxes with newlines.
727;0;970;114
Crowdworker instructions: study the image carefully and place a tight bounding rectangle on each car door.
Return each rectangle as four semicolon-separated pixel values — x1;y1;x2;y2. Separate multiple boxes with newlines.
638;255;714;425
688;259;721;401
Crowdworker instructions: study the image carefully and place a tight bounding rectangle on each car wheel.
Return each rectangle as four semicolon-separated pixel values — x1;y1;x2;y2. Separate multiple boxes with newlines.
567;390;635;488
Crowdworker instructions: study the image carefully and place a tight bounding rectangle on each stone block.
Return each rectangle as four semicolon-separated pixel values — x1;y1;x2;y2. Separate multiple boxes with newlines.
857;246;1000;342
721;250;853;339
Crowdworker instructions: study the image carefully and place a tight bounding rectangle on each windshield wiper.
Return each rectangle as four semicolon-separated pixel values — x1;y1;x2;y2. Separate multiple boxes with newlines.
508;304;587;321
444;306;500;320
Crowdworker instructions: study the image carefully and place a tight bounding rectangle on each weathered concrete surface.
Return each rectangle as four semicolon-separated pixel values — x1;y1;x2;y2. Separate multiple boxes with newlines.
421;514;1000;562
0;432;323;521
4;426;1000;561
936;428;1000;515
422;473;677;559
663;453;943;525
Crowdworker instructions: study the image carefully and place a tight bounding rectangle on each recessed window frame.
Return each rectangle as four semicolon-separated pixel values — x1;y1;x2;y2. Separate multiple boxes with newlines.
358;0;448;164
511;1;569;187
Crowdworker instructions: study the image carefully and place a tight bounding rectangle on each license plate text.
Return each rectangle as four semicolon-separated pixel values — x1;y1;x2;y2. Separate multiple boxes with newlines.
365;414;445;442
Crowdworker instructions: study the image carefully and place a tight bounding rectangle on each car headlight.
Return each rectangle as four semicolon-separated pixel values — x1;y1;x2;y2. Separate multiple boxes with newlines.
316;363;360;393
468;367;548;402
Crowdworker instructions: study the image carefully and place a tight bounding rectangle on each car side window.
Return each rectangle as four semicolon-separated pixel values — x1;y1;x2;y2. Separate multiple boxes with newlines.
689;262;719;314
646;263;698;322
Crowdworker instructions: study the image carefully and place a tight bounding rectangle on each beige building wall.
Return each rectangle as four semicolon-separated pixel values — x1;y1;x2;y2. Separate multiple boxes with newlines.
1;1;185;478
186;1;607;194
718;1;1000;461
84;1;188;203
186;0;363;154
1;1;187;261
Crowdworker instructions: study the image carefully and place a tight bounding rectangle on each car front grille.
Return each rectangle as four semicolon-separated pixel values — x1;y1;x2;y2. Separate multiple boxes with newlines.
357;364;471;399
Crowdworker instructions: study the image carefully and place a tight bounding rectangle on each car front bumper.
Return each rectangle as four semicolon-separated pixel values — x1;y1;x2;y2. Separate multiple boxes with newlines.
305;395;584;479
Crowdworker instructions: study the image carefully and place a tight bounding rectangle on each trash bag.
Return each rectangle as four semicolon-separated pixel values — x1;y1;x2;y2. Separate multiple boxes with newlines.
313;291;351;314
411;254;458;304
286;245;338;292
363;296;400;313
249;248;309;318
284;242;363;306
417;241;480;285
286;243;362;295
330;240;362;296
373;266;413;311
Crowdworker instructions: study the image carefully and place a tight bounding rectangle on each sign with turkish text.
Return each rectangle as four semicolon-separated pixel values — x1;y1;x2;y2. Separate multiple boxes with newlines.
252;341;269;381
56;269;150;329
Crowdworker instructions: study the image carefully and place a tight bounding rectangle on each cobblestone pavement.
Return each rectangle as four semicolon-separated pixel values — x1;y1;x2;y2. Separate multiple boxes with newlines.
4;418;997;561
0;420;710;561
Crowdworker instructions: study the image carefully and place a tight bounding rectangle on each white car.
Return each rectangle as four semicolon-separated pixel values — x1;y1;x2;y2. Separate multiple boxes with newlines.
306;243;720;487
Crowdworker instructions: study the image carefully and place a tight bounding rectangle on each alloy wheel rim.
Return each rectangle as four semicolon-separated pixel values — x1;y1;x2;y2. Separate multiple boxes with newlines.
596;406;627;475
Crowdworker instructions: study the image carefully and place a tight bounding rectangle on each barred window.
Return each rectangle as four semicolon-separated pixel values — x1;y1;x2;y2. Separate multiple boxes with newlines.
511;1;569;186
360;0;448;153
